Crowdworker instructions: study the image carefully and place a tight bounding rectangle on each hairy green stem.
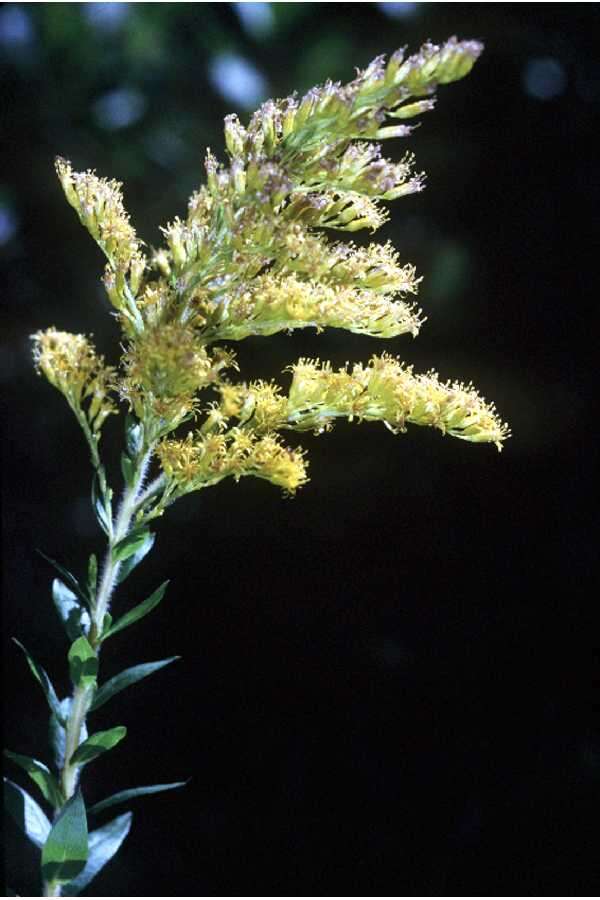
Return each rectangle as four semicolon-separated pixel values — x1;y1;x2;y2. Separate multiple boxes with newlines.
132;472;166;510
93;447;154;631
50;445;155;895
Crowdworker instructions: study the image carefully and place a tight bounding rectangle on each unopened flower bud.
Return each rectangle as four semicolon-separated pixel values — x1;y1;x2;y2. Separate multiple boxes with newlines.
224;114;247;158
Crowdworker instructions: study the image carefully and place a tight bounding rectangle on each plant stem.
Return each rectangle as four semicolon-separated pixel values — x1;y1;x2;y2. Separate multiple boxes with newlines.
56;447;154;800
41;448;154;897
130;473;166;519
60;682;93;799
93;447;154;632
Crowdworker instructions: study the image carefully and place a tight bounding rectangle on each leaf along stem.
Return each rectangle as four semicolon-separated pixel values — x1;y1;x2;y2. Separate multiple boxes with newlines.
50;444;155;895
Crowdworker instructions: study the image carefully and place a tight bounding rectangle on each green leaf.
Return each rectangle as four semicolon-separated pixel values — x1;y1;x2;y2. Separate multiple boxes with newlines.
112;527;152;564
90;657;180;712
92;471;112;537
13;639;65;725
87;554;98;600
3;777;51;848
4;750;64;809
120;452;136;487
103;581;168;640
101;612;113;639
61;812;132;896
89;782;186;816
39;551;88;604
68;637;98;689
53;579;90;642
41;789;88;885
125;414;144;457
38;550;89;608
115;532;155;585
69;727;127;767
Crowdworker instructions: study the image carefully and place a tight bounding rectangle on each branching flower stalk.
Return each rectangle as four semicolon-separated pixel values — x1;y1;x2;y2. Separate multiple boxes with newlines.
5;38;510;896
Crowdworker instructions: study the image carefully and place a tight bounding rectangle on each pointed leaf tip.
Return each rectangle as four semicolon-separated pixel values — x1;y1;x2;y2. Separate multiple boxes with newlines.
90;656;180;712
69;726;127;767
89;781;186;815
12;638;65;724
37;551;89;608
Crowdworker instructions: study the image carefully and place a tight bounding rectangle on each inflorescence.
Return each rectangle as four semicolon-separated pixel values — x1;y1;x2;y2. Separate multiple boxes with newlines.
35;37;509;500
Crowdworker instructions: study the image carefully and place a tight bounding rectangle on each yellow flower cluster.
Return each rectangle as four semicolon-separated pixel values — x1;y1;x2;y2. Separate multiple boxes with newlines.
53;38;484;351
120;324;236;428
45;38;508;503
156;429;308;496
200;271;422;341
152;37;484;337
31;328;116;435
297;143;424;202
285;190;390;234
55;157;145;327
55;158;139;265
206;355;509;453
236;38;483;162
284;355;510;449
275;233;419;295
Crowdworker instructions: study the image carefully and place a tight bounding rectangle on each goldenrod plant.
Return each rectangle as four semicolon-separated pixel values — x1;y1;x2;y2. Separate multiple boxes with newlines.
5;38;509;896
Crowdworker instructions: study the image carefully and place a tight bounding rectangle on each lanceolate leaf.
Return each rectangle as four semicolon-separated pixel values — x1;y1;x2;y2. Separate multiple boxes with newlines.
92;470;112;537
4;750;64;809
13;639;65;725
101;612;113;639
3;777;51;848
61;812;132;896
69;727;127;767
38;551;89;608
87;554;98;601
112;527;152;564
41;789;88;885
53;579;91;642
90;657;180;712
125;414;144;457
68;637;98;689
88;782;186;816
120;452;136;487
116;532;155;585
103;581;169;640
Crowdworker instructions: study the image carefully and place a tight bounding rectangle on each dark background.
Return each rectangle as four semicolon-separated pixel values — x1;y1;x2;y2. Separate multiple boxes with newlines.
2;2;598;896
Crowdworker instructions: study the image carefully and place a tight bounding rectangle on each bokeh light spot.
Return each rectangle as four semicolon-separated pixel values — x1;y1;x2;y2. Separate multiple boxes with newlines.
92;87;146;130
0;205;18;245
208;53;268;109
234;2;274;38
523;57;567;101
83;2;130;32
376;2;419;19
0;3;33;47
